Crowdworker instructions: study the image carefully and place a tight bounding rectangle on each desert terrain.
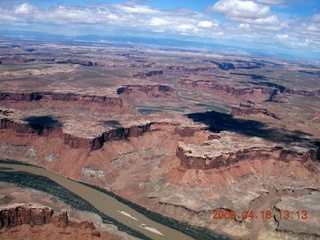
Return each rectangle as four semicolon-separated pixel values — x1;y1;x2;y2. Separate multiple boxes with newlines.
0;39;320;240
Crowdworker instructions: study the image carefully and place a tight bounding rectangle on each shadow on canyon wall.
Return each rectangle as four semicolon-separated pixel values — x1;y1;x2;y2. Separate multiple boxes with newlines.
187;110;311;144
24;115;63;135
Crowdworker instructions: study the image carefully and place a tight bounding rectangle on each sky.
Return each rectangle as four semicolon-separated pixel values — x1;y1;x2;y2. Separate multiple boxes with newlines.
0;0;319;60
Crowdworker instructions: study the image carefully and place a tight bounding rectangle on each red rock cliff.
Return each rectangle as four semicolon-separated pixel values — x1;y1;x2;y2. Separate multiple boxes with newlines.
177;143;317;170
0;92;122;107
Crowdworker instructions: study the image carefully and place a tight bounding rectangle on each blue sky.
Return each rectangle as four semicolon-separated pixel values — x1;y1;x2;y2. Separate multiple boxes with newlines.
0;0;319;60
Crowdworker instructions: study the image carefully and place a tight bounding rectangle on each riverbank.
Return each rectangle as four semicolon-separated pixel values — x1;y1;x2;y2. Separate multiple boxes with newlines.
0;159;229;240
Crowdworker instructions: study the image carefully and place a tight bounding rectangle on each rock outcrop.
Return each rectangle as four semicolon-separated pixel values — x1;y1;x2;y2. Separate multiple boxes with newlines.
0;205;96;230
117;84;174;98
0;204;101;239
64;123;152;151
284;88;320;97
231;103;281;120
0;118;63;136
0;92;122;107
133;70;163;78
177;142;317;170
178;79;277;101
0;117;152;151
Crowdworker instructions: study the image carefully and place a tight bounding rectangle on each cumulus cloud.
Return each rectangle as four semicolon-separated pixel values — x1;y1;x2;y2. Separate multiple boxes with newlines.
14;3;35;14
149;17;168;27
197;21;214;28
209;0;282;31
210;0;271;20
255;0;288;5
114;4;161;14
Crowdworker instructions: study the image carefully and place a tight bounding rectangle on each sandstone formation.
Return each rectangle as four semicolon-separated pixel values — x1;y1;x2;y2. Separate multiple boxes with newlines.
178;79;278;102
1;42;320;240
0;204;97;231
231;103;281;120
133;70;163;78
0;92;122;107
284;88;320;97
117;84;174;98
177;141;317;170
0;117;152;151
0;204;105;240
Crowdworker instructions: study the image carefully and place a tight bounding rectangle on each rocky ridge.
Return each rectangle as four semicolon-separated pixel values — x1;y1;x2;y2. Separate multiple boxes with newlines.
231;103;281;120
176;131;318;170
0;204;99;233
0;92;123;107
177;79;277;102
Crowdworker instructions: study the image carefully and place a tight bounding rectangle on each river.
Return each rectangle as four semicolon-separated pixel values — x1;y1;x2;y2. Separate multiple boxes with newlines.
0;162;194;240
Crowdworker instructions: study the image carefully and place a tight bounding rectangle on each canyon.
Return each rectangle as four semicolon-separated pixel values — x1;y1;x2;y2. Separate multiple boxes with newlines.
0;41;320;240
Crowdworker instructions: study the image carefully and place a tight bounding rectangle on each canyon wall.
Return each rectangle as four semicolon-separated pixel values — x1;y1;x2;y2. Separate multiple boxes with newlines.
178;79;277;101
0;92;122;107
0;205;54;228
116;84;174;98
0;118;152;151
283;88;320;97
231;103;281;120
176;143;318;170
178;79;320;101
0;205;100;239
133;70;163;78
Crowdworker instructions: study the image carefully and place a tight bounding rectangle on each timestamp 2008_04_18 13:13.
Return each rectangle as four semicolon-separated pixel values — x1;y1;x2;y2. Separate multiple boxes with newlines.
212;209;308;220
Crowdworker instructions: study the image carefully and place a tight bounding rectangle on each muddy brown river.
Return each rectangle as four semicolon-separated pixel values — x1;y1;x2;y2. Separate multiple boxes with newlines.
0;163;194;240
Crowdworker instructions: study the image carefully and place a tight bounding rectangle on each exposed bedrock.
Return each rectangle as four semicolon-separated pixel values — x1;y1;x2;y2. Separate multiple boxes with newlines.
0;118;63;137
176;143;317;170
133;70;163;78
116;84;174;97
0;117;152;151
284;88;320;97
0;204;98;232
0;92;122;107
178;79;277;101
0;205;54;228
231;103;281;120
0;57;94;66
64;123;153;151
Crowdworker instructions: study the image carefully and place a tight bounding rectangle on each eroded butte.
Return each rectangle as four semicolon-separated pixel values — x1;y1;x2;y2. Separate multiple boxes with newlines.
0;42;320;240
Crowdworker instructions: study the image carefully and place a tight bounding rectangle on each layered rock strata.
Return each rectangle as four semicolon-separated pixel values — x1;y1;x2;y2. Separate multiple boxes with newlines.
0;92;122;107
0;117;152;151
0;204;97;231
133;70;163;78
117;84;174;98
176;134;318;170
231;103;281;120
178;79;277;101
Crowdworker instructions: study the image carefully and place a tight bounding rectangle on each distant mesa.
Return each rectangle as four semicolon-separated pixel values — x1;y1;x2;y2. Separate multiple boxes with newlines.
0;92;123;107
133;70;163;78
231;102;282;120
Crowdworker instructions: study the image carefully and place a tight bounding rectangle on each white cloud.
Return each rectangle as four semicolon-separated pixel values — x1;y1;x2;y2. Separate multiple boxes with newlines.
211;0;271;20
239;23;251;29
311;14;320;23
255;0;287;5
114;5;161;14
149;17;168;26
197;21;214;28
0;1;319;59
178;24;195;32
15;3;35;14
276;34;289;39
209;0;282;31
